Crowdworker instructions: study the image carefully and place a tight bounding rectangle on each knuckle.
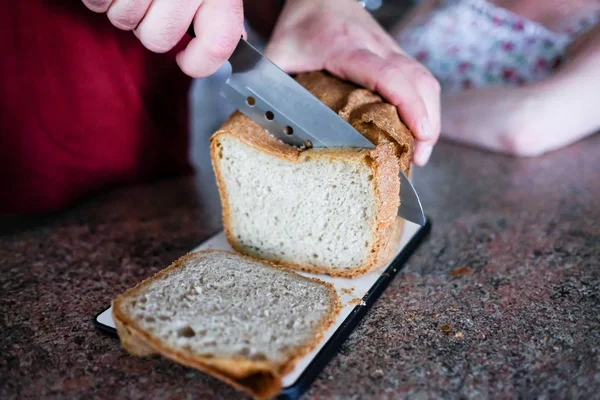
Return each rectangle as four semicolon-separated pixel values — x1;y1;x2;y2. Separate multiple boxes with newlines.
346;49;373;65
376;63;407;100
137;23;182;53
413;67;440;92
108;10;141;30
343;49;379;88
136;2;193;53
82;0;112;13
379;63;402;82
392;53;441;93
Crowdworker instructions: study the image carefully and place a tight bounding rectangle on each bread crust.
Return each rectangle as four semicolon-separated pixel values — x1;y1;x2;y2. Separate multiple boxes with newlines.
211;71;414;277
112;250;342;400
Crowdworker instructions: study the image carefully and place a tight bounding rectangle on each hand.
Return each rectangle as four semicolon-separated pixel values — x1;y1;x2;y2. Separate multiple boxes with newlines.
81;0;244;78
264;0;441;166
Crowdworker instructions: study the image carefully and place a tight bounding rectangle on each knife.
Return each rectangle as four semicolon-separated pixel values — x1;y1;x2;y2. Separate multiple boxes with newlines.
187;29;425;225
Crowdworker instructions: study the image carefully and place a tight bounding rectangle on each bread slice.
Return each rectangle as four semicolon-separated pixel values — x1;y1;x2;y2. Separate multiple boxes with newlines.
112;250;341;400
211;71;414;277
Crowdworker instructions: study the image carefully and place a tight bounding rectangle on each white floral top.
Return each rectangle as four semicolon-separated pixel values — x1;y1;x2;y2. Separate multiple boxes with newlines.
395;0;600;92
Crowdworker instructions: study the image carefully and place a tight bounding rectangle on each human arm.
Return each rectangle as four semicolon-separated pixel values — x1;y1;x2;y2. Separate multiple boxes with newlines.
441;25;600;157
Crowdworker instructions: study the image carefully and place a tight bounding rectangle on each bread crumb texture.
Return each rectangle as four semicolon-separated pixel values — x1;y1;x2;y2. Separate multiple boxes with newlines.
211;71;414;277
119;252;333;363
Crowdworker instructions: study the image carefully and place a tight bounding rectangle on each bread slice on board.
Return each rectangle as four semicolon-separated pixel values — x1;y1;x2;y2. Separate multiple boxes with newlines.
211;71;414;277
112;250;341;400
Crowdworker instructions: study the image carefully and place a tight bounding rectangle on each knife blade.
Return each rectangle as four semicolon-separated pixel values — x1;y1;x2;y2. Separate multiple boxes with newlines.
220;40;376;150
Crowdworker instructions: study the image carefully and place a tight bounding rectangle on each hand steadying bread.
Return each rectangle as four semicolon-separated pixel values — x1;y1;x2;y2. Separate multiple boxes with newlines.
212;71;414;277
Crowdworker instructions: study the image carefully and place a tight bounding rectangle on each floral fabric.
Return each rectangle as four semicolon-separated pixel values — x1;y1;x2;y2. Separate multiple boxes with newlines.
396;0;600;92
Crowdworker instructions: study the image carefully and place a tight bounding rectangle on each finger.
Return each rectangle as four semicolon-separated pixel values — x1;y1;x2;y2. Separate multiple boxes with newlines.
325;49;433;148
413;139;435;166
134;0;202;53
176;0;244;78
390;53;442;142
81;0;114;13
107;0;153;31
409;63;440;165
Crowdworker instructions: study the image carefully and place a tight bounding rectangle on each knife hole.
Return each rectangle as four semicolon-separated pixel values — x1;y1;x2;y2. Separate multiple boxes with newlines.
265;111;275;121
246;96;256;106
284;126;293;136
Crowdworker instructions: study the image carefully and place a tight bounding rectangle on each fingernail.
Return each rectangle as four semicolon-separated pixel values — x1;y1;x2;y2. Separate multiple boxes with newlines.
416;145;433;166
419;118;434;141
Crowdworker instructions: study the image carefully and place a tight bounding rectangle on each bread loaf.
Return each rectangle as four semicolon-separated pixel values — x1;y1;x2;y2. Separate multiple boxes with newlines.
211;71;414;277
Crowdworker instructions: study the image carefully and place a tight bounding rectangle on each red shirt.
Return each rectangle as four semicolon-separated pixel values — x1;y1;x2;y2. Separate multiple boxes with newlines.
1;1;192;214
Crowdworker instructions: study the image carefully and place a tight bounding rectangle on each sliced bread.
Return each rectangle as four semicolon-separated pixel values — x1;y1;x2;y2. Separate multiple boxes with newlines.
112;250;341;400
211;71;414;277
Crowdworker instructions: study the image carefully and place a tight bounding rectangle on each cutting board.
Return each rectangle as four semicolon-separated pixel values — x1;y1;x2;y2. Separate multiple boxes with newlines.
94;219;430;399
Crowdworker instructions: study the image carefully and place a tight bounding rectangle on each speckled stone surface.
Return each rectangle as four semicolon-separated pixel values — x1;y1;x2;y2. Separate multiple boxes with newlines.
2;134;600;400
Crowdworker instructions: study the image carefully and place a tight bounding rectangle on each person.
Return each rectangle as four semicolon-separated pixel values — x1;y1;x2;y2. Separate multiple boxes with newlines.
0;0;440;214
392;0;600;157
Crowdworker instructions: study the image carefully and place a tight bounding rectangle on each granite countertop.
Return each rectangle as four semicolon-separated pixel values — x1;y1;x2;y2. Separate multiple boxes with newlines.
2;135;599;399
